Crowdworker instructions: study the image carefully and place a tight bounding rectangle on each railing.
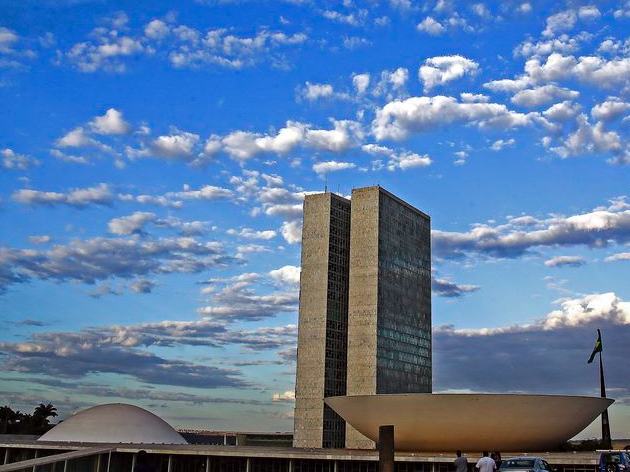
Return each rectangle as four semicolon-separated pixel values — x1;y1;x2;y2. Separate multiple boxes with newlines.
0;447;112;472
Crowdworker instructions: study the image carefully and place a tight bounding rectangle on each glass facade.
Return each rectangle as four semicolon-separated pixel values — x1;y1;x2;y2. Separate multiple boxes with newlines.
376;191;432;394
323;194;351;448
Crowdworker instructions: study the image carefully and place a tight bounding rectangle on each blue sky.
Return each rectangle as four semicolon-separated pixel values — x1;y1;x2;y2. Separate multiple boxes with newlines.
2;0;630;439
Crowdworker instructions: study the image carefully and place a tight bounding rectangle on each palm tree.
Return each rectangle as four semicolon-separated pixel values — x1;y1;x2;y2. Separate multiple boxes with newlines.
33;403;58;428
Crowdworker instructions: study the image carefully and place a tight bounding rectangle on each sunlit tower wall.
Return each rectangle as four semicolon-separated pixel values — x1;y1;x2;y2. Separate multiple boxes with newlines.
293;192;351;449
345;186;432;449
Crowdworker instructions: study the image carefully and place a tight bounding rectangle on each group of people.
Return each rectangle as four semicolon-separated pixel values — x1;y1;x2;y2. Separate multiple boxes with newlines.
454;450;502;472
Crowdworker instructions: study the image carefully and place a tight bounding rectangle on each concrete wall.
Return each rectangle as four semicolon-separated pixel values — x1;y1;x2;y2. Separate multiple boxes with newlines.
293;193;351;448
345;187;380;449
293;193;332;448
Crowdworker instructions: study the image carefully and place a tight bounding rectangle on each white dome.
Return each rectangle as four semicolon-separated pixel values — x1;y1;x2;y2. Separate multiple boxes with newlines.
38;403;187;444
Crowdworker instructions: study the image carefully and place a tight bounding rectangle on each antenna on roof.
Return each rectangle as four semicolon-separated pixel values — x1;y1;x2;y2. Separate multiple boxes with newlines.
337;184;340;195
324;174;328;193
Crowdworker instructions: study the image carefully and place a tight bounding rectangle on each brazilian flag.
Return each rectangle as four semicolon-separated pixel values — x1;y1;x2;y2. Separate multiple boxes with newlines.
587;329;602;364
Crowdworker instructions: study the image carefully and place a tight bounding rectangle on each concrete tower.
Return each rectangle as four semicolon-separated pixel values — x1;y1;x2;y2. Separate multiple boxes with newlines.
345;186;432;449
293;192;351;448
293;186;431;449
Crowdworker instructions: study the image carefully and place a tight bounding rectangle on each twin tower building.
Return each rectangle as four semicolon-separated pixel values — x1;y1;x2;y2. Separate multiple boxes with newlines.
293;186;432;449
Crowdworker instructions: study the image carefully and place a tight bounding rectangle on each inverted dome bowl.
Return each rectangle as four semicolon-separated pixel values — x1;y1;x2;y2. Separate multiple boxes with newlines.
325;393;613;452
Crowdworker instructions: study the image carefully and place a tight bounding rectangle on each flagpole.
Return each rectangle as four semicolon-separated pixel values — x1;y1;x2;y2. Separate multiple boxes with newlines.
598;329;612;449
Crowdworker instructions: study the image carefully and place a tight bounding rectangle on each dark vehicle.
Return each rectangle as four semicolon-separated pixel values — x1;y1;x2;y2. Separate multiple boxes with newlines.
499;457;555;472
600;452;630;472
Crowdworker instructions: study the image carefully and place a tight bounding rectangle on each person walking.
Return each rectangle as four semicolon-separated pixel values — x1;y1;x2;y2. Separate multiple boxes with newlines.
455;450;469;472
476;451;496;472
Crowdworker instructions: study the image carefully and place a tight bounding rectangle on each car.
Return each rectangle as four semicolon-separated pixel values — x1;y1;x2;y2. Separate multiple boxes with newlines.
499;457;555;472
599;452;630;472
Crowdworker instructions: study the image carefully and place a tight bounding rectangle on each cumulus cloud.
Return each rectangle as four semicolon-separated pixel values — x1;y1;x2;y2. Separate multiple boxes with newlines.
272;391;295;402
362;144;432;171
1;149;39;170
550;114;621;158
511;85;579;108
604;252;630;262
591;99;630;122
352;73;370;94
281;220;302;244
312;160;356;175
490;138;515;151
144;19;170;40
108;212;157;235
56;127;113;153
417;17;445;35
432;278;479;297
433;199;630;260
303;82;334;101
12;183;114;208
228;228;277;240
219;120;359;162
434;293;630;395
0;320;250;388
544;255;586;267
90;108;131;135
269;265;300;286
372;95;532;141
419;55;479;92
0;236;229;295
542;10;578;37
198;273;298;322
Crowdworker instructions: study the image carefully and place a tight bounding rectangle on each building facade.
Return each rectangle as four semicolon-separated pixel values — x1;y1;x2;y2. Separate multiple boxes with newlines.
293;192;351;449
293;187;431;450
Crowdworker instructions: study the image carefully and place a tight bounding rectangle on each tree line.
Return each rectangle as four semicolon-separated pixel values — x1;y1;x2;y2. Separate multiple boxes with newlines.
0;403;58;435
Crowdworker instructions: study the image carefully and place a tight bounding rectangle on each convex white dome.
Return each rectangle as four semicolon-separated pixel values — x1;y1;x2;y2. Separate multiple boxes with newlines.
38;403;187;444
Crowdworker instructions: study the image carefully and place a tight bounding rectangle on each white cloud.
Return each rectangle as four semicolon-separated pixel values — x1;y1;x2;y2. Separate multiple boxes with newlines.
605;252;630;262
269;265;300;286
578;5;601;20
67;35;144;73
165;185;233;200
551;114;622;158
417;17;445;35
312;160;356;175
543;101;581;122
303;82;334;101
12;183;114;208
591;99;630;122
228;228;277;240
490;138;515;151
352;73;370;94
108;212;157;235
362;144;432;171
511;85;579;108
544;255;586;267
433;201;630;260
90;108;131;135
517;2;532;14
460;93;489;103
321;9;367;27
29;235;51;245
419;55;479;92
281;220;302;244
56;127;113;154
542;10;577;38
372;95;532;141
148;131;200;160
0;27;19;54
144;19;170;40
272;391;295;402
1;149;39;170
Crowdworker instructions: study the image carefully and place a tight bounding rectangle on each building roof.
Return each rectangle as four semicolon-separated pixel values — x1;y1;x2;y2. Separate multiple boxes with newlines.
38;403;187;444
